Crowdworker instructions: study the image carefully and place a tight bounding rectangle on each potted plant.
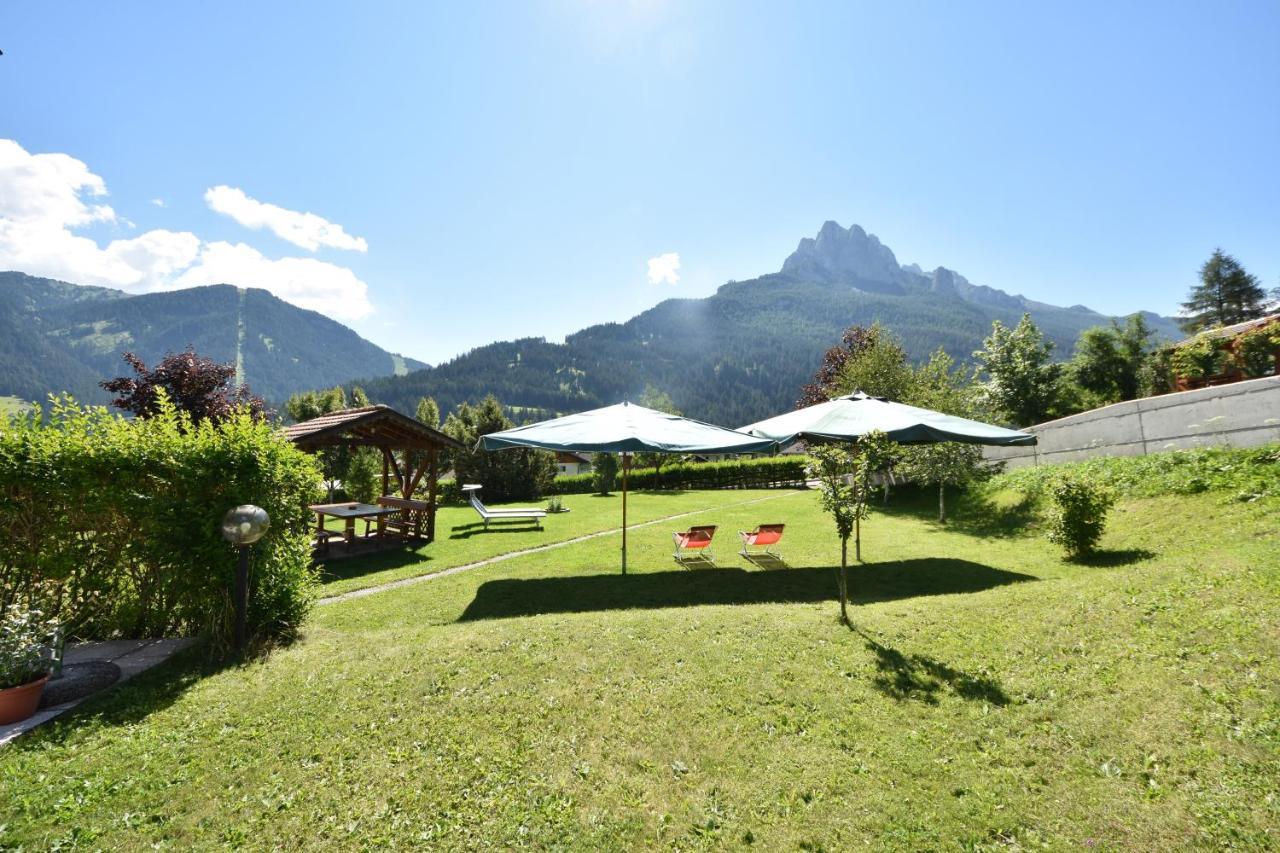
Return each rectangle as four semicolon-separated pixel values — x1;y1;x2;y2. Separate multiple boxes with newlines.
0;603;57;725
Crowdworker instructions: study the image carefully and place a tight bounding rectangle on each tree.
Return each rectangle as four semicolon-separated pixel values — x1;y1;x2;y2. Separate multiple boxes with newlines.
1180;249;1269;334
1069;314;1155;405
100;349;268;424
798;324;911;407
635;385;681;481
833;323;913;401
592;452;619;495
973;314;1061;427
284;385;351;500
415;397;441;430
407;396;445;499
807;431;896;625
899;349;986;523
443;395;555;502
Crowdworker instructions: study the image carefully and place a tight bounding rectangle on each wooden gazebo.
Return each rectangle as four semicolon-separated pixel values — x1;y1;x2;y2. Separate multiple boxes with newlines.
284;405;464;542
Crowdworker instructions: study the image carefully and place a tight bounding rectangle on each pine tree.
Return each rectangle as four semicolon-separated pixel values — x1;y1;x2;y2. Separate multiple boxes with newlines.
1180;249;1269;334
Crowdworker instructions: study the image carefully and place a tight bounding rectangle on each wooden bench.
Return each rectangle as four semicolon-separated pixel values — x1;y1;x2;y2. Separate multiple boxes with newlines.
361;495;434;542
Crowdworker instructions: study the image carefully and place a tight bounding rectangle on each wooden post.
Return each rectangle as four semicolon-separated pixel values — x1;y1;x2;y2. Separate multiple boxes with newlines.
380;448;391;498
621;453;630;575
426;447;438;543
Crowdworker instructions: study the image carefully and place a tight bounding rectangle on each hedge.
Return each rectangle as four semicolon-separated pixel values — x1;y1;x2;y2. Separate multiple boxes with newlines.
546;456;811;495
0;397;321;652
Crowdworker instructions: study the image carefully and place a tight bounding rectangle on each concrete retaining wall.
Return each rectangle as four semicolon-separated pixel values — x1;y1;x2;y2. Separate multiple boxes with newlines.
984;375;1280;469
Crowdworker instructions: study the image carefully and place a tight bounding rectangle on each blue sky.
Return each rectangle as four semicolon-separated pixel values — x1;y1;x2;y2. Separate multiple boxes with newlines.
2;1;1278;363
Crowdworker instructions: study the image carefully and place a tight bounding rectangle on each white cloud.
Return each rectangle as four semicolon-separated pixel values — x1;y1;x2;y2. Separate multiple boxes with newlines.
205;185;368;253
150;198;166;207
174;241;372;319
646;251;681;285
0;139;373;321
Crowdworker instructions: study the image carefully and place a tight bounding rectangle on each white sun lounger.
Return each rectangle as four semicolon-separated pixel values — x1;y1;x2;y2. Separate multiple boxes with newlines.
461;484;546;530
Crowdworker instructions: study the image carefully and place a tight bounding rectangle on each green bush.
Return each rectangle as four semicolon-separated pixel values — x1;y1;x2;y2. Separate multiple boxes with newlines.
0;602;57;690
0;396;321;652
1170;337;1223;380
985;444;1280;504
1043;475;1115;558
548;455;811;495
1233;322;1280;378
592;453;619;494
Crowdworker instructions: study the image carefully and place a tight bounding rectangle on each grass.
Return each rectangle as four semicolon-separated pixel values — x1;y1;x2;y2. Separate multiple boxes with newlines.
0;395;33;416
316;489;795;596
1;484;1277;849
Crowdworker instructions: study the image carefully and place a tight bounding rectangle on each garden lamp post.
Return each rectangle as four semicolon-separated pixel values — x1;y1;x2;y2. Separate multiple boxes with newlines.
220;504;270;652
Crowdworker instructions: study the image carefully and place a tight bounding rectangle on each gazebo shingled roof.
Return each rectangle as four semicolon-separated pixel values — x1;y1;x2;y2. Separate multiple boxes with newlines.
284;405;463;452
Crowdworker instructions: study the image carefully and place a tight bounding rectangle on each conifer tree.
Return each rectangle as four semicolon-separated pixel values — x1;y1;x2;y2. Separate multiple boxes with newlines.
1180;249;1269;334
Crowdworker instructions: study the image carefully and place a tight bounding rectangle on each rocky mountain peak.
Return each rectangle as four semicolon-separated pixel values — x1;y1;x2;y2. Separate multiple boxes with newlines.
780;221;907;289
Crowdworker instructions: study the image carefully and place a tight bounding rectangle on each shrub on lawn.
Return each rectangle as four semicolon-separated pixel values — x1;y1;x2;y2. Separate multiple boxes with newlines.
0;396;321;652
1043;474;1115;559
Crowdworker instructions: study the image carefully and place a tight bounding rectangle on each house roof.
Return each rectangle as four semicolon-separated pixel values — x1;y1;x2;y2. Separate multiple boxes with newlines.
555;451;592;464
284;405;464;452
1176;313;1280;347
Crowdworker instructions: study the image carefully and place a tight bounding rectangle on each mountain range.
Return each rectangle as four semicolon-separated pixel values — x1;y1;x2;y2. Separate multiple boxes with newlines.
1;222;1181;425
353;221;1180;425
0;272;424;407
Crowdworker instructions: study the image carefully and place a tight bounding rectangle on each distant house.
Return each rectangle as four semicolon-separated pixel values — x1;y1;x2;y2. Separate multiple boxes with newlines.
555;451;592;477
1170;313;1280;391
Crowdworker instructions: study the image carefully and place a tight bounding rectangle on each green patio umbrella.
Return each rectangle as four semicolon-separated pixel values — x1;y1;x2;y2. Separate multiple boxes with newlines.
738;391;1038;447
740;391;1036;622
481;402;776;573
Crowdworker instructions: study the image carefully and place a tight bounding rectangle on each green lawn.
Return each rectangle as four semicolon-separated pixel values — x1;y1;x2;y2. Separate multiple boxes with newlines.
2;486;1277;849
317;489;795;596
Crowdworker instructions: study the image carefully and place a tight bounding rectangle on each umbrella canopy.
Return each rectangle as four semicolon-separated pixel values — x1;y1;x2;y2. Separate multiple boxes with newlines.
480;402;776;574
739;392;1037;447
481;402;777;455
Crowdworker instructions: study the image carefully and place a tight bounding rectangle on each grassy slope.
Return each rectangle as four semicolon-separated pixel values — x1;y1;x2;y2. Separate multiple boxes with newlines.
1;488;1277;850
0;396;33;415
317;489;796;597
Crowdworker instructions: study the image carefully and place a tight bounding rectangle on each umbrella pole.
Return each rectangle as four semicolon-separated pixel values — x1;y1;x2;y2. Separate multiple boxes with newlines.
621;453;630;575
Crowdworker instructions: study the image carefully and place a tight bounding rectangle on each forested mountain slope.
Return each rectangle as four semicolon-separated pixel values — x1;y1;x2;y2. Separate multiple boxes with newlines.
356;222;1180;425
0;272;425;405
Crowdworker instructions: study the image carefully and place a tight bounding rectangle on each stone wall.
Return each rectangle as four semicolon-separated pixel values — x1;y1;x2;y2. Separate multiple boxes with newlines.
984;375;1280;469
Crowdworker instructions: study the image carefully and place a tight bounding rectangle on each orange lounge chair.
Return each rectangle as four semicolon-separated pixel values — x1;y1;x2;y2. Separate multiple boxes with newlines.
673;525;717;563
739;524;785;558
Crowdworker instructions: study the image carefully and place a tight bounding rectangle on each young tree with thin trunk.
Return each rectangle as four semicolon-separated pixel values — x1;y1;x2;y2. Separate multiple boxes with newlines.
808;431;895;625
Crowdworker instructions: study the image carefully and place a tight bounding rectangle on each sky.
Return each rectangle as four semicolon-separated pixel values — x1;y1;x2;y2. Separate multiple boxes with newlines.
2;1;1278;364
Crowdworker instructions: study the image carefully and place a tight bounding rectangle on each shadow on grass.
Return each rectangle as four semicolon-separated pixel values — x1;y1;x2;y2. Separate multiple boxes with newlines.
6;644;225;751
880;486;1038;540
1071;547;1156;567
448;519;546;539
742;553;789;570
317;546;432;585
458;558;1034;621
856;630;1010;706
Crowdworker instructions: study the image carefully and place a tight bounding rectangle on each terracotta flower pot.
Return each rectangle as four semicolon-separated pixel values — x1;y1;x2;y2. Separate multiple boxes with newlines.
0;675;49;725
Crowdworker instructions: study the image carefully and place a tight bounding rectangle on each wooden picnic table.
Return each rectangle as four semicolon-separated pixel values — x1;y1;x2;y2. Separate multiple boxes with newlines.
309;502;401;545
